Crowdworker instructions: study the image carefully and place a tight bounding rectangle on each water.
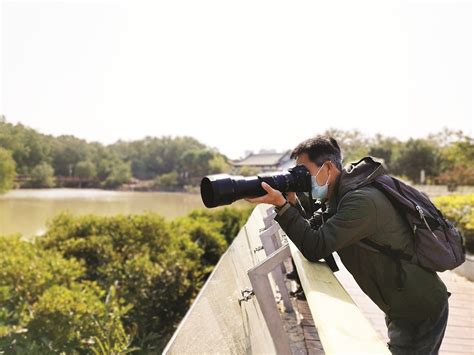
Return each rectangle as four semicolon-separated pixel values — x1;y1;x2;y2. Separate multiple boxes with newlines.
0;189;247;237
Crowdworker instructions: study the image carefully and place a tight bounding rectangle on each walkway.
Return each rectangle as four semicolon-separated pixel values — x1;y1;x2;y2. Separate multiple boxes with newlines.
334;258;474;354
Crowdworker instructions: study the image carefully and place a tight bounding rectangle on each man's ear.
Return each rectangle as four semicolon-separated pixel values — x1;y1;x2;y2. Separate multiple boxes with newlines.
327;161;335;172
330;160;341;171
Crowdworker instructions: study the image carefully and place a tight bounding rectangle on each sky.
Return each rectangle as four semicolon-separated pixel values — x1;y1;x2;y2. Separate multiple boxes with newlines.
1;0;472;159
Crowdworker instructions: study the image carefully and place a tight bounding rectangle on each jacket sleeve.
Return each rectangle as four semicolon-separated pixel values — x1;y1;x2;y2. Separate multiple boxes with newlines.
293;195;310;219
274;190;377;262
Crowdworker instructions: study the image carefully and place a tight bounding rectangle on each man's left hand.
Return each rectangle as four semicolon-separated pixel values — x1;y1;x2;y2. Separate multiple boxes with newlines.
244;182;287;207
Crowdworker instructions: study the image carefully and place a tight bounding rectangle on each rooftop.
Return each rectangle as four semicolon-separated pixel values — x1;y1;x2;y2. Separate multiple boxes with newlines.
232;151;291;167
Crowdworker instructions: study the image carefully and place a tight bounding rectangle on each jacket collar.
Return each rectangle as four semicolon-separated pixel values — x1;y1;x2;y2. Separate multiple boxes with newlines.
327;156;387;212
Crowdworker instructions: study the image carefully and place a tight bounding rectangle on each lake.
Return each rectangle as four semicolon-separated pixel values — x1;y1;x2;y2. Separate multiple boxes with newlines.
2;185;470;238
0;189;248;237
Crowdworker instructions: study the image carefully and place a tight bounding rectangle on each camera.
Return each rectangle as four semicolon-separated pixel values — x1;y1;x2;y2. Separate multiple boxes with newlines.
200;165;312;208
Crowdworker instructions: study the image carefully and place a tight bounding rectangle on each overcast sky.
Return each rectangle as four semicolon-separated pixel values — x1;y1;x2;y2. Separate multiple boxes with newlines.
1;0;472;159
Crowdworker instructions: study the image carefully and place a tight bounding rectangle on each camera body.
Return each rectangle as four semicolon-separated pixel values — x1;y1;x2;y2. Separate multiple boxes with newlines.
200;165;312;208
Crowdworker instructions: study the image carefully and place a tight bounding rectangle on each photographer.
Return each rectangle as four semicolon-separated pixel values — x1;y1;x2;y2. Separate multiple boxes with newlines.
245;136;450;355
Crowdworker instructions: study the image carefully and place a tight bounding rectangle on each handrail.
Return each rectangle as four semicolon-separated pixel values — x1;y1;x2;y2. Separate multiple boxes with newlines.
287;238;390;354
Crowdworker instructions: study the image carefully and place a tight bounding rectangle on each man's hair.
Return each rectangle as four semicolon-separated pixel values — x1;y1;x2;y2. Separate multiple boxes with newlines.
291;136;343;170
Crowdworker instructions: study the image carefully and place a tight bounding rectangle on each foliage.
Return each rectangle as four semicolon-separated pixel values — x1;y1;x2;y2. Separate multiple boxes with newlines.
1;119;472;191
435;166;474;186
0;236;132;354
51;135;91;177
237;166;261;177
434;134;474;185
208;154;230;174
75;160;97;179
0;120;230;190
188;206;254;244
0;236;85;328
30;162;55;188
391;139;440;183
0;121;51;176
367;134;403;171
0;148;16;193
322;128;370;164
38;212;209;350
103;161;132;189
171;217;227;276
153;171;182;191
0;206;253;353
433;195;474;254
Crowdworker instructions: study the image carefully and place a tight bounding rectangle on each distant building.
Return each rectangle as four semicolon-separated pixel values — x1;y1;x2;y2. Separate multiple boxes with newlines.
231;150;294;173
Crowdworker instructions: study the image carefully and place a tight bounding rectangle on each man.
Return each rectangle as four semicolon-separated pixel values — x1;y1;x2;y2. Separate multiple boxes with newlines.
246;136;449;354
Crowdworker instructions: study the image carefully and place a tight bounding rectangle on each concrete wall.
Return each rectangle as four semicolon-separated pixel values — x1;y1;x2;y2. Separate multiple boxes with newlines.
163;206;278;354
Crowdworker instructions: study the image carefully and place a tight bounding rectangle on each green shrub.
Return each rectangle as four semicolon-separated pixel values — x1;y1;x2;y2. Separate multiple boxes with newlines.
0;236;85;328
0;148;16;193
30;162;55;188
103;162;132;189
171;216;228;276
27;283;106;351
188;206;253;244
153;171;182;191
0;237;132;354
39;212;206;351
433;195;474;254
0;206;253;353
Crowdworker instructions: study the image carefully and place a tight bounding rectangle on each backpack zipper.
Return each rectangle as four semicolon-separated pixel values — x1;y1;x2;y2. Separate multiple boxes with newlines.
416;205;439;240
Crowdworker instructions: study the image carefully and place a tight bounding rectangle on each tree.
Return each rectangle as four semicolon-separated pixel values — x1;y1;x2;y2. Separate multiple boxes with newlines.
208;153;230;174
0;122;52;175
75;161;97;179
438;136;474;172
153;171;182;191
0;148;16;193
30;162;55;188
51;136;90;176
103;162;132;188
180;149;214;181
392;139;440;183
367;134;402;171
322;129;370;164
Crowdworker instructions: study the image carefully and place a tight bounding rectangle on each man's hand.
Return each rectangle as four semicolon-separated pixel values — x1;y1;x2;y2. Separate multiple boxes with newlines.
245;182;287;207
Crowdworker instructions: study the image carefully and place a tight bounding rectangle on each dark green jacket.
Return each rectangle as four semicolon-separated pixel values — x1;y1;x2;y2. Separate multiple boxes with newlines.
274;157;448;321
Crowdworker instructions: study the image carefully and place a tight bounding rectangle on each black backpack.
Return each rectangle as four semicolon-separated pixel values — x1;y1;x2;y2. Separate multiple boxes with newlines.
361;174;466;290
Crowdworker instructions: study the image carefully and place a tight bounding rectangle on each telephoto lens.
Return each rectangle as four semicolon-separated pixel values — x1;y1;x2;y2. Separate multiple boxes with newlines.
200;165;312;208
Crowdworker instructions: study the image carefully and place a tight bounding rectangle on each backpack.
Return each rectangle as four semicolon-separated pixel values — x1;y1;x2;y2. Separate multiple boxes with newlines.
360;174;466;289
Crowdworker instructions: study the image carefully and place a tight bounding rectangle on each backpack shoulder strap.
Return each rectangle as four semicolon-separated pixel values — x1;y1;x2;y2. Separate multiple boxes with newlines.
360;238;412;291
360;238;412;261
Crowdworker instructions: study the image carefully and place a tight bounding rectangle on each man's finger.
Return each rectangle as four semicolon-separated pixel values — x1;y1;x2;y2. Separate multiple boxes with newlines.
261;182;274;193
245;196;264;203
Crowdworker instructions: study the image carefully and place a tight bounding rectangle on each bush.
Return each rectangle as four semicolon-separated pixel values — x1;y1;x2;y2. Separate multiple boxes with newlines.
75;160;97;179
188;206;253;244
39;212;206;351
0;236;85;328
0;148;16;193
433;195;474;254
434;166;474;186
153;171;182;191
0;206;253;353
0;237;131;354
27;283;106;351
103;162;132;189
171;216;228;276
30;162;55;188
